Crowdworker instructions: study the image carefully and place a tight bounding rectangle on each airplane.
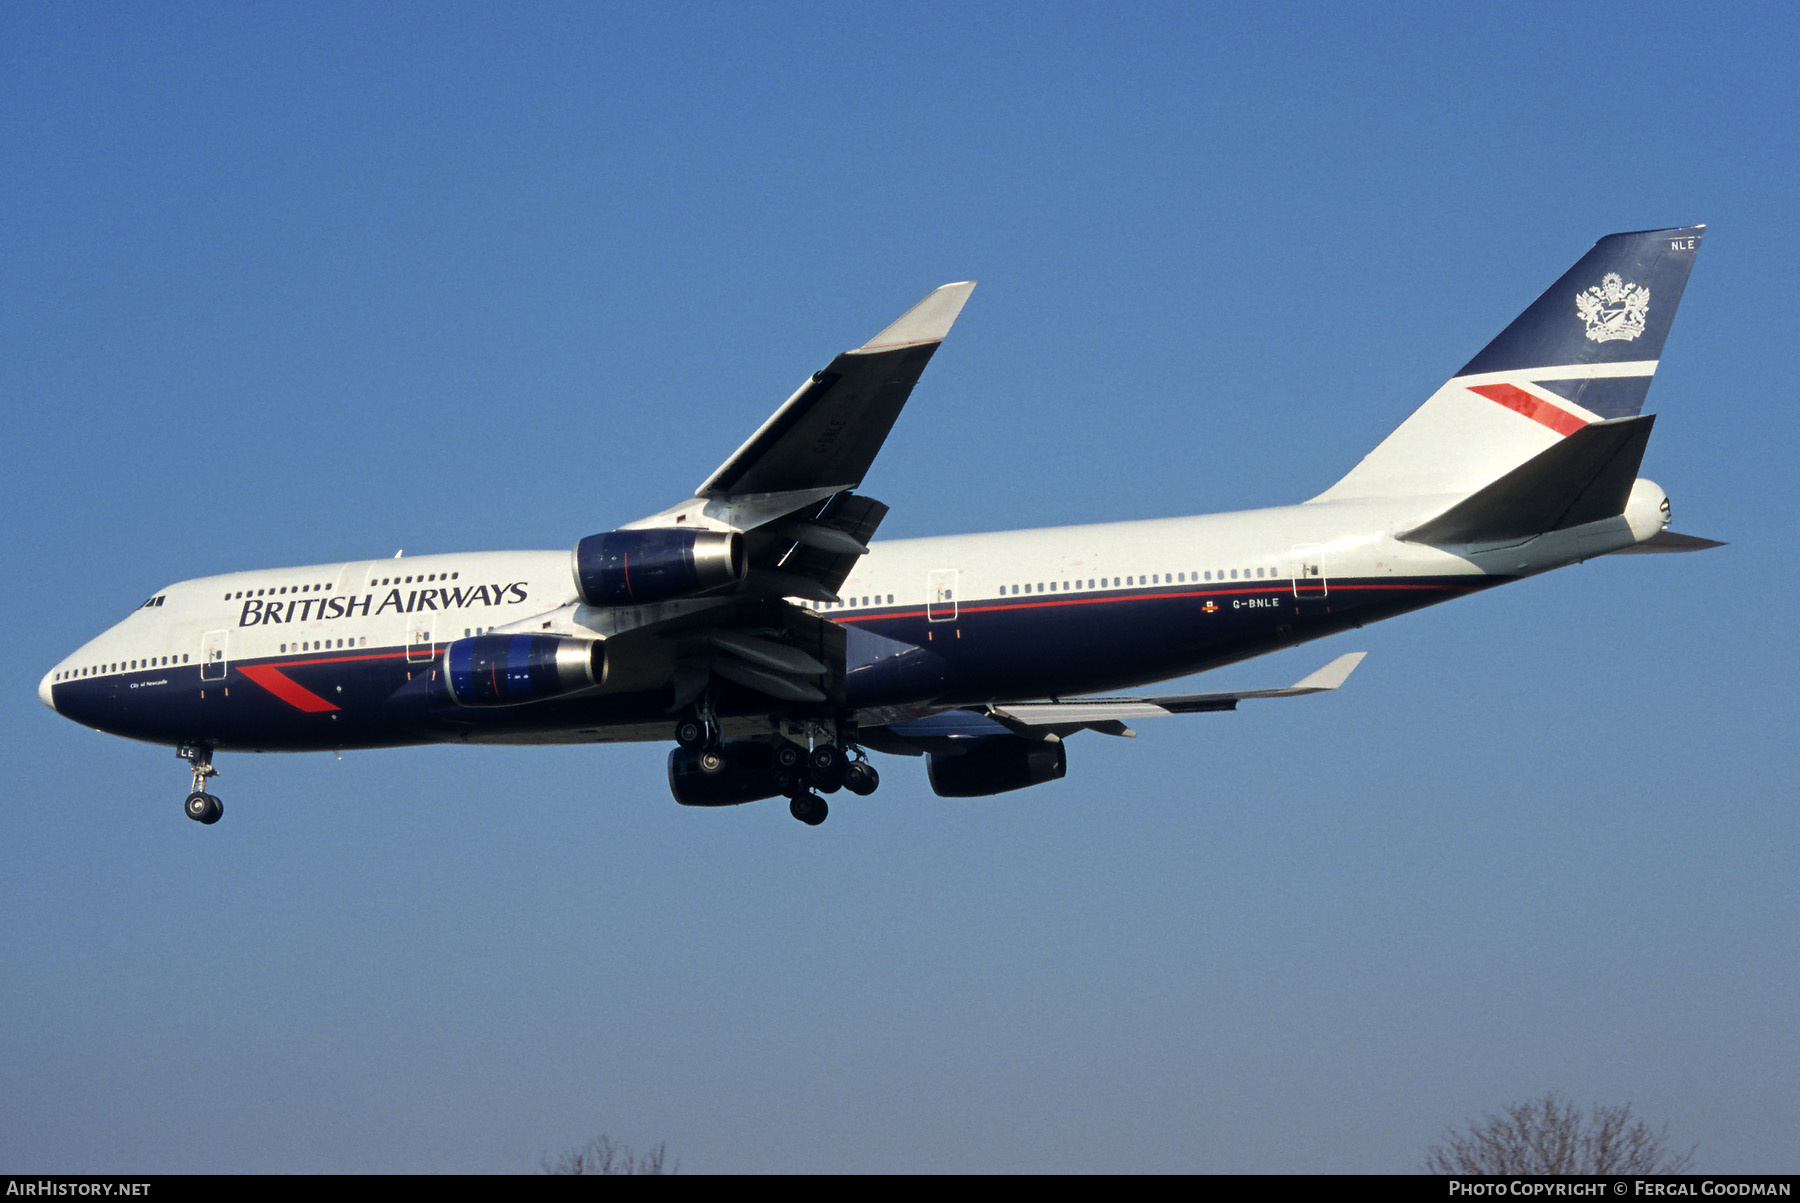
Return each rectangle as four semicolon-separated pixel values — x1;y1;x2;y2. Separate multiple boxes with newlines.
38;226;1719;826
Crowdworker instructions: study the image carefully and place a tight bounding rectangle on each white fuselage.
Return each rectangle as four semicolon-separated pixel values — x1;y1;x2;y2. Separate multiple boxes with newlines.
41;486;1666;733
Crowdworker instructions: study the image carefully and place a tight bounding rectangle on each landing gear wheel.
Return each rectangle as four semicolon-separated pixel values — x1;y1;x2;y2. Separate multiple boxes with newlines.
789;792;828;826
775;743;802;771
674;716;708;750
843;761;879;796
184;792;222;825
808;744;846;793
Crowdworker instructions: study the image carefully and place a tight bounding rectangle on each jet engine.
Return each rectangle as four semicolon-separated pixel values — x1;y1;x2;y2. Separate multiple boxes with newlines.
667;740;783;807
926;736;1067;797
442;634;604;706
572;528;746;606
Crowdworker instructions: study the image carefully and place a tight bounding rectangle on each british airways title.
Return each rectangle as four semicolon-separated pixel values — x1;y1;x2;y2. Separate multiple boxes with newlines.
238;582;530;627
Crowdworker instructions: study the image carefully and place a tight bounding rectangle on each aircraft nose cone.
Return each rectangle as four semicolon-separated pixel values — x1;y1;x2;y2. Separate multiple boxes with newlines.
39;668;56;712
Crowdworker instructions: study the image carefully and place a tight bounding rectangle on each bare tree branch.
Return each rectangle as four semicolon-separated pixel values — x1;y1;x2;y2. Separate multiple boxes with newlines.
543;1133;679;1175
1425;1094;1695;1175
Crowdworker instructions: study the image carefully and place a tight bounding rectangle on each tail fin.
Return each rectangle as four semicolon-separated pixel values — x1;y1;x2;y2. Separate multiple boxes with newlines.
1313;226;1704;502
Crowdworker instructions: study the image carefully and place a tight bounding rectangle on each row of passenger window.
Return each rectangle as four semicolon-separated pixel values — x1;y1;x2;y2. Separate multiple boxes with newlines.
224;569;467;603
61;621;489;678
53;653;191;681
369;571;460;587
280;625;498;654
225;581;334;601
280;639;367;654
801;566;1283;613
1002;567;1277;595
805;595;895;611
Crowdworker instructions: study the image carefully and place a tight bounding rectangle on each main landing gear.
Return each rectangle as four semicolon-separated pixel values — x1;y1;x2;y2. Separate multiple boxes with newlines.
775;730;879;827
673;713;720;753
673;696;726;775
178;743;223;825
670;708;881;827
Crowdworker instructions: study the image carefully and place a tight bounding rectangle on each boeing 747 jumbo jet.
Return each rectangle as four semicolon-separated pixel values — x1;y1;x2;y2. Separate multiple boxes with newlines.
40;227;1717;826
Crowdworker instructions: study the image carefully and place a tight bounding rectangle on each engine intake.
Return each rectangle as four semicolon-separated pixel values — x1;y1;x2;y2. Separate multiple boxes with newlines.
668;740;783;807
443;634;603;706
927;736;1067;797
573;528;746;606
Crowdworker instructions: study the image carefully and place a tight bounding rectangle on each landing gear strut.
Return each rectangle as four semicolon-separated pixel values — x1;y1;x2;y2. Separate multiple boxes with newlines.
673;693;721;752
178;743;223;825
780;723;879;825
678;703;726;774
779;741;827;825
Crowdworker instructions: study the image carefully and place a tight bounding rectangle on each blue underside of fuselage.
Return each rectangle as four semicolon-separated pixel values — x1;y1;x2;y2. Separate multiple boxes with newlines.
49;576;1499;753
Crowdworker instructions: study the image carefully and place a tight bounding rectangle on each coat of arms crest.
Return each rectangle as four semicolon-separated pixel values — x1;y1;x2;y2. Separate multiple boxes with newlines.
1575;273;1650;343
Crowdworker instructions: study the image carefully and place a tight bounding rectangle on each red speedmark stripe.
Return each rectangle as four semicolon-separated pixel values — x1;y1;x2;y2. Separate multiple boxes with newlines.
1468;382;1587;436
237;664;340;713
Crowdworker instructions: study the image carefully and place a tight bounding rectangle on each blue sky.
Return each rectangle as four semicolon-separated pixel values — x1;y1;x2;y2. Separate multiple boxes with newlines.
4;0;1796;1173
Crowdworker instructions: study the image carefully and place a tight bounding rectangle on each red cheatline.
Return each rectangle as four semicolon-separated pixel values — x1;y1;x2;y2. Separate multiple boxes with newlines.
1467;382;1587;436
237;664;341;713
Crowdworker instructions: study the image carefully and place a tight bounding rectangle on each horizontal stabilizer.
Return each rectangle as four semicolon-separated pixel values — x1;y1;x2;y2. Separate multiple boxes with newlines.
1604;530;1726;554
1399;415;1654;545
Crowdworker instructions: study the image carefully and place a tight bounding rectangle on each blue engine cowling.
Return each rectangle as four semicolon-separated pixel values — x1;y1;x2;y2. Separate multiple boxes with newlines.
667;740;783;807
443;634;604;706
926;736;1067;797
572;528;745;606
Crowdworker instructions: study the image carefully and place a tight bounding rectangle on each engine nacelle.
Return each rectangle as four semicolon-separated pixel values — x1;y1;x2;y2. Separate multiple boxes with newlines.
926;736;1067;798
442;634;603;706
572;528;746;606
668;740;783;807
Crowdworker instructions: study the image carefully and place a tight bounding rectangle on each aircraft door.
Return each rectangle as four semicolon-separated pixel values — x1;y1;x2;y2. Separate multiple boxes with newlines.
407;613;436;663
1287;546;1328;600
926;569;958;623
201;629;229;681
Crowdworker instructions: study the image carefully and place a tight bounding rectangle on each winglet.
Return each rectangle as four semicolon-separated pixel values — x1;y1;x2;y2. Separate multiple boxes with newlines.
693;281;976;500
1287;651;1366;694
858;281;976;350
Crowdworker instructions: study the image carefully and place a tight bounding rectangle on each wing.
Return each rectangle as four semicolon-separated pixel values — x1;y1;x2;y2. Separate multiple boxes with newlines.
864;653;1368;748
698;281;977;498
587;283;976;711
622;281;976;603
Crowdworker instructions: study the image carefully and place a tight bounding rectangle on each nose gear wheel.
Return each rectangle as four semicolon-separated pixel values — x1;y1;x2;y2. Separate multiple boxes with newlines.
177;744;223;825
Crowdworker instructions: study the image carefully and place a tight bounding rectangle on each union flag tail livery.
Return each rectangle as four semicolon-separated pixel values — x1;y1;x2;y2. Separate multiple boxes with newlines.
1315;226;1704;502
40;230;1719;828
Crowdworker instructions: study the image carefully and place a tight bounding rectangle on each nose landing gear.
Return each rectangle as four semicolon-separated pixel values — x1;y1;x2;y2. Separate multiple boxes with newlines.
178;743;223;825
